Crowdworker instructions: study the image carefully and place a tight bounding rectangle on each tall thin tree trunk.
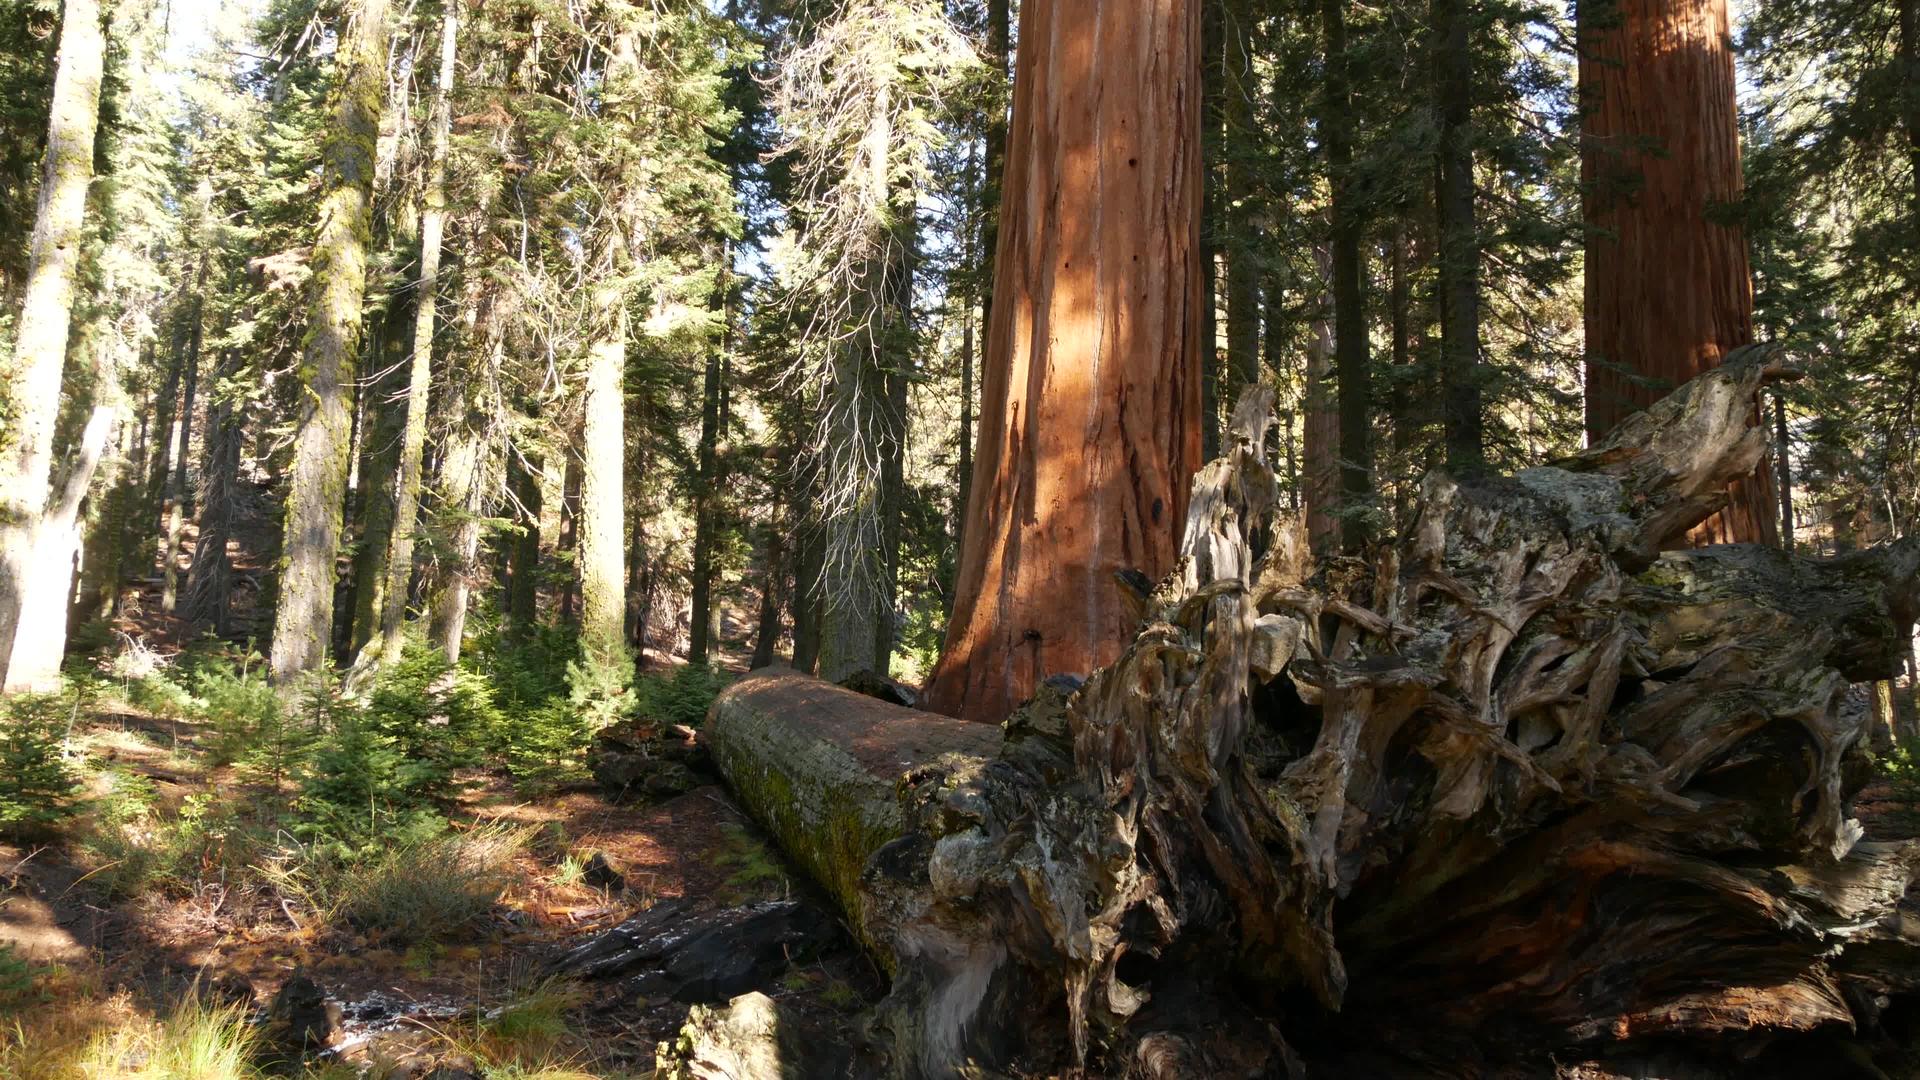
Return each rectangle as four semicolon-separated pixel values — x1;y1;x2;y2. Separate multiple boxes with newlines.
1434;0;1483;471
161;285;204;613
1578;0;1774;545
269;0;391;684
577;306;628;670
1221;0;1261;411
1321;0;1374;553
505;446;542;640
347;306;407;654
184;352;241;635
374;3;457;668
0;0;104;685
1774;390;1794;549
428;422;484;664
689;253;728;666
558;447;582;624
5;400;114;693
924;0;1205;721
977;0;1011;336
790;454;824;676
750;527;783;669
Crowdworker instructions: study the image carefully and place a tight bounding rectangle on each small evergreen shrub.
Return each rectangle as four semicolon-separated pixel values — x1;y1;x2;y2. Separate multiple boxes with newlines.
0;694;80;840
634;663;727;730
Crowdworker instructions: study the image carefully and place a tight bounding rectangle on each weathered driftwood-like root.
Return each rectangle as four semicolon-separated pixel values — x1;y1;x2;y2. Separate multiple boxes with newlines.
859;346;1920;1076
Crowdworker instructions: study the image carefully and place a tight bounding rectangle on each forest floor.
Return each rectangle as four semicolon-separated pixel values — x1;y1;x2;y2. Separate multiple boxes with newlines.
0;698;884;1078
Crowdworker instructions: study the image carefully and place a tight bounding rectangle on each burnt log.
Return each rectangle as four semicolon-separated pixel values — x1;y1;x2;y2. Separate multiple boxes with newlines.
701;346;1920;1077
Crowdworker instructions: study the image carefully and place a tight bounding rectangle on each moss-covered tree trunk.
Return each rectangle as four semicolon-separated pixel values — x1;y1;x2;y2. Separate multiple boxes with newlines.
5;399;114;693
0;0;104;687
268;0;390;685
374;4;457;668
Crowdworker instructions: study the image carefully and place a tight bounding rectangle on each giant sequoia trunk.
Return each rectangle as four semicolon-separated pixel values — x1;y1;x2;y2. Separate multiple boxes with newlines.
1579;0;1776;547
923;0;1205;722
702;351;1920;1078
269;0;390;683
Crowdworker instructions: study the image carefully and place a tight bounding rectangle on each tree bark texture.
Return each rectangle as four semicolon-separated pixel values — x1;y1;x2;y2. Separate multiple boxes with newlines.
0;0;104;686
160;288;204;613
1321;0;1374;553
269;0;390;684
505;446;542;640
429;420;484;664
1578;0;1775;546
374;3;456;669
706;351;1920;1078
5;401;114;692
923;0;1206;722
578;327;628;669
1433;0;1484;471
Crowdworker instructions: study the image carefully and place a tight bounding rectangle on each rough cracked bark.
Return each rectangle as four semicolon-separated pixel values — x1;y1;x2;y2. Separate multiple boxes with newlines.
0;0;104;686
923;0;1205;722
1579;0;1775;545
268;0;390;684
374;3;457;669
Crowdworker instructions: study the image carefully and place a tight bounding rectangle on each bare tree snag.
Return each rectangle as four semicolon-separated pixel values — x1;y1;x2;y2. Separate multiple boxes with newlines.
704;350;1920;1077
924;0;1206;723
1579;0;1776;546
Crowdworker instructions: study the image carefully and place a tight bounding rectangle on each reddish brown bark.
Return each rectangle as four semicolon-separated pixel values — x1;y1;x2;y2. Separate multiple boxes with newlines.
923;0;1205;723
1579;0;1776;545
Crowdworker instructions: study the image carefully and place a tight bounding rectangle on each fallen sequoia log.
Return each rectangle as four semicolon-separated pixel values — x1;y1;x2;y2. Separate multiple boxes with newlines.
695;346;1920;1078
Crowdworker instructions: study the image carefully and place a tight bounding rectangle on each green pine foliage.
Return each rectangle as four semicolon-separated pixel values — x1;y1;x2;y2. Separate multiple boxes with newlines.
0;694;80;840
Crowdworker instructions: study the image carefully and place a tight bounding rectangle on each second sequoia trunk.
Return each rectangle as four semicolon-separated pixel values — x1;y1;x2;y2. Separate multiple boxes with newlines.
923;0;1206;723
1579;0;1776;546
703;352;1920;1078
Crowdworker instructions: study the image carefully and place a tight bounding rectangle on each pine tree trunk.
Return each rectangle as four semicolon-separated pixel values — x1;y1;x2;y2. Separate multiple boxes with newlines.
689;265;726;666
1304;249;1341;553
0;0;104;686
269;0;390;684
924;0;1206;721
1774;389;1794;548
577;318;628;669
429;421;484;664
183;352;242;635
505;447;542;641
160;288;204;613
977;0;1010;337
1578;0;1775;546
558;446;581;624
347;307;407;655
374;4;456;668
1220;0;1261;411
750;527;784;669
1433;0;1483;471
791;454;824;676
5;402;113;692
1321;0;1374;553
